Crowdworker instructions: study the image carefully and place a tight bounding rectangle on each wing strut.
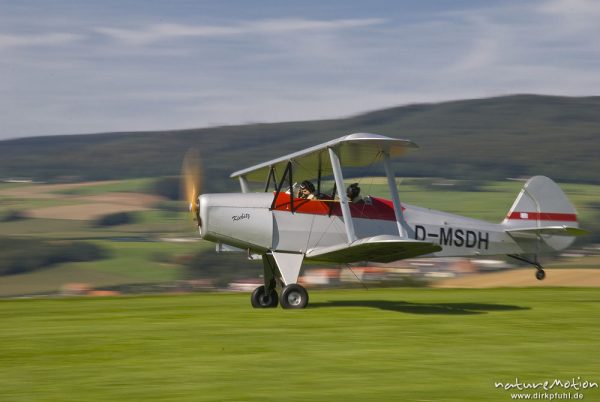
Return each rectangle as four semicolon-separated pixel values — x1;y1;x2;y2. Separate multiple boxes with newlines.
239;175;250;193
328;147;357;243
382;151;406;238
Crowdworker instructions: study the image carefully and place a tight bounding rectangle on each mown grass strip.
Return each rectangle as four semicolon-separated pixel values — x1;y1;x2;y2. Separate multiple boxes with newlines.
1;288;598;401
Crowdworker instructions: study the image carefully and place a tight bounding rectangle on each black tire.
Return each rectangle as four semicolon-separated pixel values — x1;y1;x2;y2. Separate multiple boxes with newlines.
251;286;278;308
536;269;546;281
280;284;309;309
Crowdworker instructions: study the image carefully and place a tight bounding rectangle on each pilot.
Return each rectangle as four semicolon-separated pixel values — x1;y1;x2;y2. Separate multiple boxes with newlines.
346;183;363;203
298;180;316;200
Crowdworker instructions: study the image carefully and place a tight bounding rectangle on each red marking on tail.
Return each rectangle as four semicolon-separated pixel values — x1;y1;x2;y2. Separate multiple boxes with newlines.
506;212;577;222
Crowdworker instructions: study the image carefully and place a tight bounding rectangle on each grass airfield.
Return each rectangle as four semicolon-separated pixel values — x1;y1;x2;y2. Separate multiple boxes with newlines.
2;288;599;402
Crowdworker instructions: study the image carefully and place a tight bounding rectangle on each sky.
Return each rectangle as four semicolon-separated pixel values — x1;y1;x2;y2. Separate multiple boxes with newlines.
1;0;599;140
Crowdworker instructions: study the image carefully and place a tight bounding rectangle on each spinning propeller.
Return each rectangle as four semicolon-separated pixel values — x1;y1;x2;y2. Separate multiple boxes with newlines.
181;148;203;225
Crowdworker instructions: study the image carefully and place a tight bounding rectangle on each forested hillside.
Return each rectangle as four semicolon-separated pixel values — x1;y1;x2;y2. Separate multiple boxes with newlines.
1;94;599;190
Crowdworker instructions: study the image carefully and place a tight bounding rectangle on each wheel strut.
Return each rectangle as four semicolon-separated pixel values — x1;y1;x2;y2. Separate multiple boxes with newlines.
508;254;546;281
251;253;280;308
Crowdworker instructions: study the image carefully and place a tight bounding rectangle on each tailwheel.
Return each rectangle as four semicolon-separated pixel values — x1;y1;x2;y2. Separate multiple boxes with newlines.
536;269;546;281
251;286;278;308
280;284;309;309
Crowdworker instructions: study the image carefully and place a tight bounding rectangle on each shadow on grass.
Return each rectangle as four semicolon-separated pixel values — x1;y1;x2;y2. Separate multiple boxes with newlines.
309;300;530;315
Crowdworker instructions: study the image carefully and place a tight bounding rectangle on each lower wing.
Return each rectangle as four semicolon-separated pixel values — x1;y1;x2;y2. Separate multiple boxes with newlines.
305;235;441;264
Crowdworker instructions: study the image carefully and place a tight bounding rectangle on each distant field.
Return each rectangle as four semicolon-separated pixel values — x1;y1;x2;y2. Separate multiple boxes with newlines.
3;176;597;223
1;177;598;297
52;178;156;195
1;288;599;401
0;180;123;198
0;240;211;297
0;179;163;220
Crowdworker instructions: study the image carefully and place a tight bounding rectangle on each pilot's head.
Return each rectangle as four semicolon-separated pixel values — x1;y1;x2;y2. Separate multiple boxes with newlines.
300;180;315;193
347;183;360;200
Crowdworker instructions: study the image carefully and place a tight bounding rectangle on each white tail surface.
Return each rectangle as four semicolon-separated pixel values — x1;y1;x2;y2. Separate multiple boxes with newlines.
502;176;581;250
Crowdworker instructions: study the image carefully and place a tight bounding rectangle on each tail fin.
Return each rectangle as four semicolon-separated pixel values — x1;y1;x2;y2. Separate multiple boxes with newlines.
502;176;585;251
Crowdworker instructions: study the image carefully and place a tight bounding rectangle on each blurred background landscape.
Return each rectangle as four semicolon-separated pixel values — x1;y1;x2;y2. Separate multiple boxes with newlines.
1;94;600;298
3;3;600;400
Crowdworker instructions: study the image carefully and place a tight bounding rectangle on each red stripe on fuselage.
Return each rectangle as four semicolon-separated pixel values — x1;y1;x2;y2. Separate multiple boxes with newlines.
506;212;577;222
272;192;398;221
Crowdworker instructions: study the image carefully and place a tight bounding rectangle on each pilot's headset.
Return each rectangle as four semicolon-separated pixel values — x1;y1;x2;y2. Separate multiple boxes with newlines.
347;183;360;200
300;180;315;193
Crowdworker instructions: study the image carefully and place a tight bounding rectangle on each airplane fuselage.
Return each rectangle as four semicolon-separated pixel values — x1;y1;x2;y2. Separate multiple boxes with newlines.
198;192;562;260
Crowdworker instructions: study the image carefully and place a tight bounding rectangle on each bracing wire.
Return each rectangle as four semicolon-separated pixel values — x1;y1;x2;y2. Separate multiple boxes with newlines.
346;264;369;290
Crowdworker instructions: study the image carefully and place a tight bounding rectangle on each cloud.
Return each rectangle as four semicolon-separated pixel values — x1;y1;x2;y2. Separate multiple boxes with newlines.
446;0;600;75
95;18;385;45
538;0;600;34
2;1;600;139
539;0;600;17
246;18;386;33
0;32;82;49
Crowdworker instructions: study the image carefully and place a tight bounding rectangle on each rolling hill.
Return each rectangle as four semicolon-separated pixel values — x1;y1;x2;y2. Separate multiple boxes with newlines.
1;94;599;190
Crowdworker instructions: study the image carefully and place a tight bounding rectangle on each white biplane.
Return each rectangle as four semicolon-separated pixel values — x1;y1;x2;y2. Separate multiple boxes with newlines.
182;133;586;309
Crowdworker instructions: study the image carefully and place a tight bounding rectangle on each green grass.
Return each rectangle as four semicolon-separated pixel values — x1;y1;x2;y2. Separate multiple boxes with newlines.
0;218;92;238
0;212;191;240
52;178;156;195
0;265;136;297
1;288;599;401
74;240;208;281
0;197;84;215
0;182;27;189
113;210;192;234
0;240;209;297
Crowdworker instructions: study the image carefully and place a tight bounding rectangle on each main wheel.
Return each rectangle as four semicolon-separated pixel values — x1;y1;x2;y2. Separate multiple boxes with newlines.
251;286;278;308
280;284;309;309
536;269;546;281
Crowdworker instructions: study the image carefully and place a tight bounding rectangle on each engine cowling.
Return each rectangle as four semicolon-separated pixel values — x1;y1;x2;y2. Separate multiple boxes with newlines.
198;193;273;252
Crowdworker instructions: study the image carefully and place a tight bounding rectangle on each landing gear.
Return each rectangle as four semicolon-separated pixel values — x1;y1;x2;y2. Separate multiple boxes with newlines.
280;284;309;309
252;251;308;309
251;252;280;308
508;254;546;281
251;286;279;308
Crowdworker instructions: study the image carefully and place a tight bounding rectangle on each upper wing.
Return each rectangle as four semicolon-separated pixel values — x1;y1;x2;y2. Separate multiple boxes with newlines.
230;133;418;183
304;235;441;264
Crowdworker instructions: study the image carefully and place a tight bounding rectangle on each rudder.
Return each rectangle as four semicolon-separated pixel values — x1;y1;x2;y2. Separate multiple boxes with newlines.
502;176;581;251
503;176;578;229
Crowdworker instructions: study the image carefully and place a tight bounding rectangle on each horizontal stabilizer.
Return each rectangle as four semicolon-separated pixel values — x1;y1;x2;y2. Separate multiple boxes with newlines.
506;226;588;237
305;235;441;263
